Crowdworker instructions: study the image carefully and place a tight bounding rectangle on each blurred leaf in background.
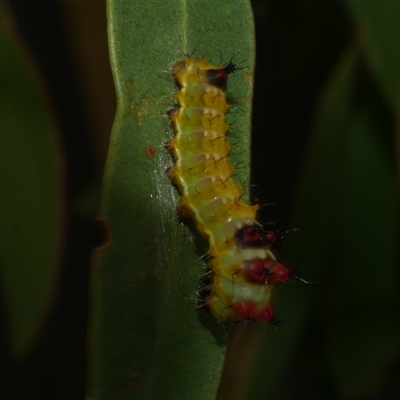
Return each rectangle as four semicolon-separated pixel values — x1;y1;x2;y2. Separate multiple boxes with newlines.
0;0;104;398
247;1;400;399
0;4;63;365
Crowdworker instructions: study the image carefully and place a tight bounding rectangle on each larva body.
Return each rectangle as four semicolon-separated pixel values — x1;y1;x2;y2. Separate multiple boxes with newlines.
168;57;289;323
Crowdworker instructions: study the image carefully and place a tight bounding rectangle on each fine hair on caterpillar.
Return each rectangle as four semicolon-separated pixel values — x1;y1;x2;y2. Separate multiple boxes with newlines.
167;54;298;324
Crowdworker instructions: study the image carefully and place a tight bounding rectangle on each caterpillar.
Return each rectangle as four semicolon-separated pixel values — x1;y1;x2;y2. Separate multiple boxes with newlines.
167;56;290;324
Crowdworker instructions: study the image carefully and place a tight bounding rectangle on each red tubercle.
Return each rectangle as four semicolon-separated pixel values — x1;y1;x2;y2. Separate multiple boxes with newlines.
244;259;290;284
206;62;237;90
257;305;274;322
234;302;274;323
265;227;299;245
235;224;283;248
269;262;290;283
265;230;281;244
235;225;269;248
241;226;264;244
244;259;274;283
233;302;257;320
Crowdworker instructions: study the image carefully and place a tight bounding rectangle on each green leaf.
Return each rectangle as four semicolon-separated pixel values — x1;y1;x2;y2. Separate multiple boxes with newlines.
88;1;255;399
300;45;400;397
307;44;400;399
327;110;399;396
0;13;63;357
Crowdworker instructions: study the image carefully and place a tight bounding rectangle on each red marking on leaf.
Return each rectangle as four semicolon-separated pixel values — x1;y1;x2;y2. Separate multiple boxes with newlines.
145;146;156;157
